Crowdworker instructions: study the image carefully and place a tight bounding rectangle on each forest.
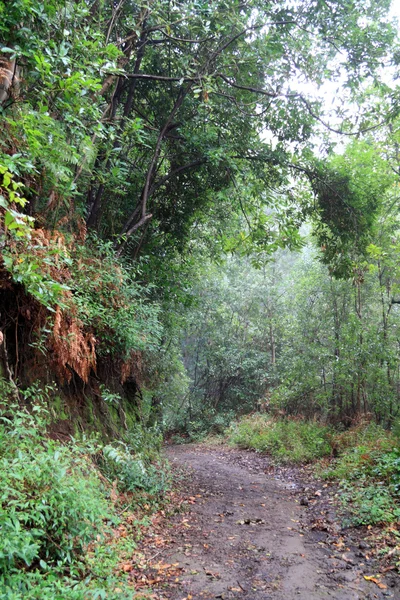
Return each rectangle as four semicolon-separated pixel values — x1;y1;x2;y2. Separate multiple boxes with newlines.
1;0;400;598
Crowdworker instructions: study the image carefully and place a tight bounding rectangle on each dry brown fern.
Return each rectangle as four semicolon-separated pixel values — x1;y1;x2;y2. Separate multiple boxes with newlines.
51;305;97;383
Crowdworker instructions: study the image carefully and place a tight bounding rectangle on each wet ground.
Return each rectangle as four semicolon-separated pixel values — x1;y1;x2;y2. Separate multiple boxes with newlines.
132;444;399;599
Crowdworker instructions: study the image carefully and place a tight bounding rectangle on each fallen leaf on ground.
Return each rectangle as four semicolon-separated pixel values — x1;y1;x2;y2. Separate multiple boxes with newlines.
363;575;387;589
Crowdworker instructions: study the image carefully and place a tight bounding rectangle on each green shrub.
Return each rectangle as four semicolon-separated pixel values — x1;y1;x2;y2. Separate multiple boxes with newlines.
96;419;169;496
101;440;169;494
341;484;400;526
332;421;394;454
185;411;236;442
229;415;332;463
70;238;162;359
0;570;138;600
0;382;167;599
374;449;400;496
0;402;110;571
165;405;236;442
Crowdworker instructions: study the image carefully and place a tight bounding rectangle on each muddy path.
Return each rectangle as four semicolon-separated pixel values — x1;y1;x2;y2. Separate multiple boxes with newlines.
134;445;398;599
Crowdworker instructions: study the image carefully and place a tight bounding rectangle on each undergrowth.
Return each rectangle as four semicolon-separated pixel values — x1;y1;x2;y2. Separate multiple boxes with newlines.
0;381;169;599
167;408;236;443
318;423;400;526
228;414;332;463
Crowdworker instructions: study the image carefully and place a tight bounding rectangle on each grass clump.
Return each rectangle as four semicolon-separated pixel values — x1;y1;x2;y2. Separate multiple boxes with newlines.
228;414;332;463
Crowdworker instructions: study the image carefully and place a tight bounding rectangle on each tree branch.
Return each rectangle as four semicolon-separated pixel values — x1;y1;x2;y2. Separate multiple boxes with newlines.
149;158;206;196
217;74;278;98
295;94;392;137
116;84;192;251
117;73;197;82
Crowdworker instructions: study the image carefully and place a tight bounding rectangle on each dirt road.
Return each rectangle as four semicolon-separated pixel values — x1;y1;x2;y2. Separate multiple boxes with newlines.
135;445;398;599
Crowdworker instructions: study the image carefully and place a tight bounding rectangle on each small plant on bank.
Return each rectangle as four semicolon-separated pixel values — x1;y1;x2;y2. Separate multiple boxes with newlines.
101;439;169;495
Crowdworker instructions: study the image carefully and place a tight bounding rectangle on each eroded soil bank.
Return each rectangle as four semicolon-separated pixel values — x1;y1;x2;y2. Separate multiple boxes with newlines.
132;445;399;599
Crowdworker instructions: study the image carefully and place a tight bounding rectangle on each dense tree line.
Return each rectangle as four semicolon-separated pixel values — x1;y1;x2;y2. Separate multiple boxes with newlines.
0;0;399;431
170;132;400;433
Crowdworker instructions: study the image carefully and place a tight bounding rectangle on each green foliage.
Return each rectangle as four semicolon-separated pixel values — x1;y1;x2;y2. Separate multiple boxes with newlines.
342;484;400;526
100;423;168;495
310;141;395;277
229;415;332;463
0;571;137;600
319;425;400;525
2;246;70;312
170;409;236;443
102;443;168;495
0;0;114;208
0;166;33;237
0;400;109;571
254;229;400;425
0;380;168;599
0;165;70;309
1;0;396;263
70;238;162;358
164;257;279;435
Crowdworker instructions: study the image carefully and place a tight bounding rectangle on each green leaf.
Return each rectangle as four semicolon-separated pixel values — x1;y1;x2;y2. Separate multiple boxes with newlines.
4;211;14;228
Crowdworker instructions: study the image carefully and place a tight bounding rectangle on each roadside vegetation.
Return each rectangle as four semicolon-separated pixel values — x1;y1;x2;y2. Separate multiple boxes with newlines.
320;423;400;527
229;415;332;463
0;381;169;599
